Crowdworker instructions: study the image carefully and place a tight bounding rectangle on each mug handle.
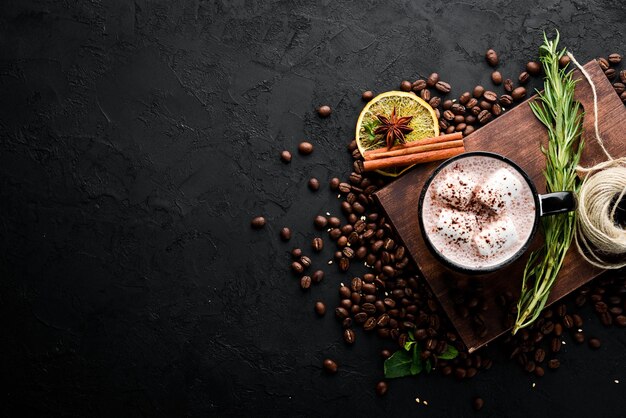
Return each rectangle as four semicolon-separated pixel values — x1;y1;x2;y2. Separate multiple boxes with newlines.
539;192;577;216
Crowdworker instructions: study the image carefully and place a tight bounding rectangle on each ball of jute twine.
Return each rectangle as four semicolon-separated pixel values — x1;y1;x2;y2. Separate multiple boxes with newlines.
568;52;626;269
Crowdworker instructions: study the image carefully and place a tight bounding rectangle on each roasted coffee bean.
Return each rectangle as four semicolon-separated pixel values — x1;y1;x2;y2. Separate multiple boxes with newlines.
312;237;324;252
473;85;485;98
251;216;266;229
478;110;493;124
573;331;585;344
511;87;527;100
429;96;441;108
400;80;412;91
376;381;388;396
518;71;530;84
534;348;546;363
491;71;502;85
335;306;349;320
572;314;583;327
608;53;622;65
300;275;311;289
526;61;541;75
597;57;610;71
547;359;560;369
588;338;601;349
473;397;484;411
309;271;323;286
342;247;354;259
315;301;326;316
559;54;570;67
280;150;292;163
292;248;302;259
453;115;465;125
352;202;365;214
344;328;356;344
441;99;453;110
418;88;430;101
323;358;338;373
314;215;328;230
557;304;567;317
339;285;351;299
621;91;626;103
317;105;332;117
412;79;427;91
616;315;626;327
492;103;502;116
338;182;351;193
485;49;499;66
483;90;498;102
605;68;616;80
329;177;340;191
457;92;470;105
338;257;349;271
471;106;482;116
280;227;292;241
463;125;475;136
362;90;374;101
439;119;449;130
443;110;455;121
455;367;467;379
500;94;513;106
620;70;626;84
563;314;574;328
451;103;466;114
351;148;361;159
427;72;440;87
550;337;562;353
364;317;377;331
524;361;536;373
455;123;467;132
291;261;304;274
329;228;341;240
300;256;312;268
298;141;313;155
435;81;451;93
613;83;625;94
445;126;455;134
362;303;376;315
504;78;514;92
351;277;363;292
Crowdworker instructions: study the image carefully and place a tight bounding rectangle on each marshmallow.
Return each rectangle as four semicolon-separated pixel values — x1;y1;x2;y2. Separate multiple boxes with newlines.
435;172;476;209
472;218;519;257
475;168;524;213
435;208;479;244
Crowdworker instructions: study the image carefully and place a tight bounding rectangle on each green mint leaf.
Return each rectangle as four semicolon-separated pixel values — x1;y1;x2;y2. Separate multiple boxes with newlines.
384;350;413;379
410;344;422;375
425;359;432;373
403;341;415;351
438;344;459;360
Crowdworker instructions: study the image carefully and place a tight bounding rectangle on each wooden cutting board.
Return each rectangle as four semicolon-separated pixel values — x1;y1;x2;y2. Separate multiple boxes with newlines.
373;61;626;352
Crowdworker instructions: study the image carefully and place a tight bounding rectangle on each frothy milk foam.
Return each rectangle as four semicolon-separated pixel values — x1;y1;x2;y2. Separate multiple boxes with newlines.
422;156;536;269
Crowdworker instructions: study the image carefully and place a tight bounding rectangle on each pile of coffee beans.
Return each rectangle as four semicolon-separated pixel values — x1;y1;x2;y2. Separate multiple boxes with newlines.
253;48;626;406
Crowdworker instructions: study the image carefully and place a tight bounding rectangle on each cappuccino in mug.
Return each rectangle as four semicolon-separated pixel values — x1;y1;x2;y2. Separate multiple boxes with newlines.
421;155;536;269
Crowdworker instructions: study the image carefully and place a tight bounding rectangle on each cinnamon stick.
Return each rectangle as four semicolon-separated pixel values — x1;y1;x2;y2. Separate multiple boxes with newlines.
363;132;463;158
363;146;465;172
366;139;464;160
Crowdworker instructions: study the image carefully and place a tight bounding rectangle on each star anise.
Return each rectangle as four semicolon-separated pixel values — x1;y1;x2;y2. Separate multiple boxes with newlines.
374;107;414;149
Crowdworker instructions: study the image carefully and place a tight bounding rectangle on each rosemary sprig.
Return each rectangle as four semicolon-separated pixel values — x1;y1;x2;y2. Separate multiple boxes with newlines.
513;31;584;334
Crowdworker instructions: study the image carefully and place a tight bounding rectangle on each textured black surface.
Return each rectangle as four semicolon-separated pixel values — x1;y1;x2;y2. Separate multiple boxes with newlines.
1;1;625;417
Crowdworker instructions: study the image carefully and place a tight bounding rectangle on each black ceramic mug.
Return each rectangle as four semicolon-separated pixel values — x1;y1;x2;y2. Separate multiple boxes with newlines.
417;151;577;274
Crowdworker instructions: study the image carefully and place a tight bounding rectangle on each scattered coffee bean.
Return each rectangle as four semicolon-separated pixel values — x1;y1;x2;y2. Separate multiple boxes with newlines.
518;71;530;84
323;358;338;373
312;270;324;283
329;177;340;190
485;49;498;67
420;88;431;101
280;150;292;162
314;215;327;229
300;255;312;268
427;72;439;87
317;105;331;117
312;237;324;252
597;57;610;71
614;83;625;94
608;53;622;65
526;61;541;76
473;85;485;98
298;141;313;155
344;328;356;344
371;381;388;399
435;81;451;93
315;301;327;316
504;78;513;92
400;80;412;91
547;359;560;369
412;79;427;91
251;216;266;229
605;68;616;80
300;275;311;289
499;94;513;106
291;261;304;274
291;248;302;258
483;90;498;102
280;227;292;241
362;90;374;101
620;70;626;84
511;87;526;101
588;338;601;349
491;71;502;85
559;55;570;67
308;178;320;191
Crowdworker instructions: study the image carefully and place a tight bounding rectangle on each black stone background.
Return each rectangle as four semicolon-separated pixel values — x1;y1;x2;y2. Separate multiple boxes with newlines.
1;1;625;417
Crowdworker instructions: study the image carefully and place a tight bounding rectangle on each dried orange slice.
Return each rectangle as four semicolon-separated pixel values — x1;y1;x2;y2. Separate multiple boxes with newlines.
356;91;439;177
